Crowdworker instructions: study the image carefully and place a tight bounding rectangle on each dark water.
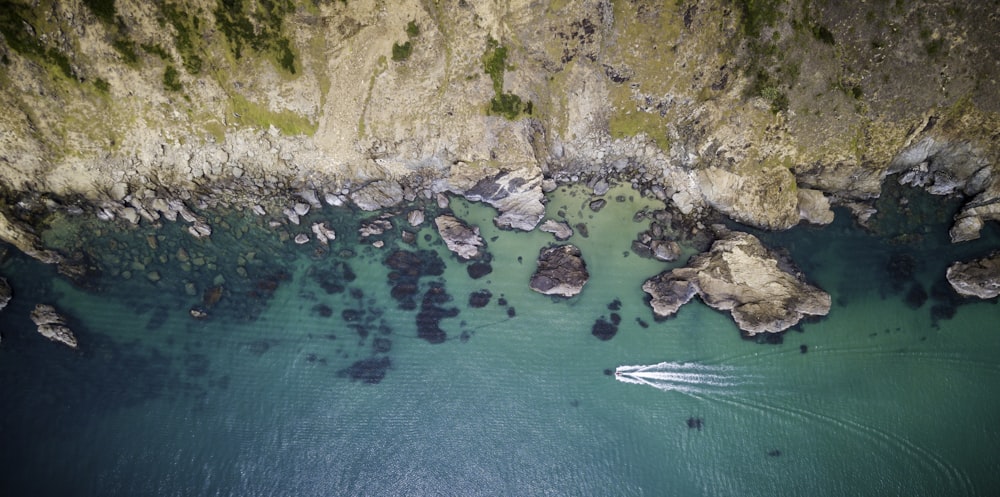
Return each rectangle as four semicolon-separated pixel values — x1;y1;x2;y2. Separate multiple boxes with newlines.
1;181;998;496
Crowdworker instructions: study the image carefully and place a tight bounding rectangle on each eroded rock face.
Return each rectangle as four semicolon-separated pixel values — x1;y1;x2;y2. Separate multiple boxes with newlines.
946;252;1000;299
642;228;831;335
30;304;78;349
529;244;589;297
457;170;545;231
434;215;484;260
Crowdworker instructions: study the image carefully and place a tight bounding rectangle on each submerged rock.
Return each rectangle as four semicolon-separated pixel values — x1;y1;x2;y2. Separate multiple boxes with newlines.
30;304;78;349
434;215;484;260
529;244;589;297
946;252;1000;299
642;227;831;335
0;278;10;312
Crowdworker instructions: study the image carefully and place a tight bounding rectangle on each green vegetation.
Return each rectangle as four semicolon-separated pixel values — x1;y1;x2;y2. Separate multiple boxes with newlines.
159;3;204;74
229;93;317;136
163;65;183;91
93;77;110;93
141;43;171;61
81;0;117;25
112;37;139;66
391;41;412;61
480;37;531;120
392;20;420;62
405;20;420;38
213;0;297;74
733;0;784;38
810;23;835;44
0;2;76;79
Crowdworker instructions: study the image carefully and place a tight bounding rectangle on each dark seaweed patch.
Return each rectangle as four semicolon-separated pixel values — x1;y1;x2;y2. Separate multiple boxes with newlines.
591;317;617;341
507;307;516;318
607;298;621;311
753;333;784;345
635;317;649;328
686;417;703;430
342;309;363;322
373;337;392;353
469;289;492;308
467;261;493;279
904;284;927;309
312;303;333;317
340;356;391;384
610;313;621;326
799;344;808;354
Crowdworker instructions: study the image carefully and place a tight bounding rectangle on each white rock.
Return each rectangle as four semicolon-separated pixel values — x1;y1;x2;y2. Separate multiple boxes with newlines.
407;209;425;227
294;202;310;216
294;233;310;244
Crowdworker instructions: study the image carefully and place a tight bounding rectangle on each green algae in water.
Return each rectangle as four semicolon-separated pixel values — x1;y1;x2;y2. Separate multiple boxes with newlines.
1;181;999;496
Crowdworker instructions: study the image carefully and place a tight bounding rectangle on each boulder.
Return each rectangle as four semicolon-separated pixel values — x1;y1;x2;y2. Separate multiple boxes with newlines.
642;227;831;335
311;222;336;244
30;304;78;348
434;215;484;260
350;180;405;211
539;220;574;241
946;252;1000;299
407;209;425;227
529;244;589;297
294;233;310;244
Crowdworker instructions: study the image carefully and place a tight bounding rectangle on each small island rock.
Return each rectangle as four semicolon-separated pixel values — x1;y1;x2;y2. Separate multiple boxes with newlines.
946;251;1000;299
30;304;79;349
529;244;589;297
642;227;830;335
539;220;574;241
434;215;484;260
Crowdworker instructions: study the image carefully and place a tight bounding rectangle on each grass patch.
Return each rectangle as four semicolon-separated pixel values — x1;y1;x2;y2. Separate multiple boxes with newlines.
609;108;671;151
229;93;317;136
93;77;110;93
112;37;139;66
140;42;171;61
163;64;183;91
480;36;529;120
214;0;297;74
391;41;412;61
405;20;420;38
0;3;77;79
159;3;203;74
81;0;116;25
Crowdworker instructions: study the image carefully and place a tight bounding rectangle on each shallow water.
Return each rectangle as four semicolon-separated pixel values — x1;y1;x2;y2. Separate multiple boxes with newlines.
1;181;999;496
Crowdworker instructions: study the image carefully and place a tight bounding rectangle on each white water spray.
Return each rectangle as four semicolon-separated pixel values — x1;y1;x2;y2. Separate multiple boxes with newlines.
614;361;749;395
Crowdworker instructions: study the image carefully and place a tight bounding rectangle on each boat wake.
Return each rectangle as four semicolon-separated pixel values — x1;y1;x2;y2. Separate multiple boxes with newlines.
614;361;751;396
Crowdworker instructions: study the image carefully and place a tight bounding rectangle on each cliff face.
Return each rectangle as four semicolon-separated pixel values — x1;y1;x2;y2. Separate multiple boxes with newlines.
0;0;998;245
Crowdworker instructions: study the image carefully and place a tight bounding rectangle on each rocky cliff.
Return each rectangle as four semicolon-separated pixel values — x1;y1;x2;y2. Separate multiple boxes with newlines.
1;0;998;259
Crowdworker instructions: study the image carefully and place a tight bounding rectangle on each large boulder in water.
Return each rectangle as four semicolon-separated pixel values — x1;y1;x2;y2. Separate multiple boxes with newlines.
529;244;589;297
434;215;484;260
642;227;831;335
946;251;1000;299
30;304;79;349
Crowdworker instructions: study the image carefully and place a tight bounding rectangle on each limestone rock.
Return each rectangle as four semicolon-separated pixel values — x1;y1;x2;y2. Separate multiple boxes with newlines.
294;233;310;244
359;219;392;239
351;180;405;211
187;221;212;239
796;188;835;225
642;228;831;335
529;244;589;297
293;202;311;216
434;215;484;260
539;220;574;241
407;209;425;227
458;170;545;231
946;252;1000;299
311;222;336;244
30;304;78;349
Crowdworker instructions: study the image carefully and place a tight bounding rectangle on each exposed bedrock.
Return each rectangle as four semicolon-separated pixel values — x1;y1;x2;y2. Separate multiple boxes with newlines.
434;215;485;260
946;252;1000;299
529;244;589;298
30;304;79;349
642;227;831;335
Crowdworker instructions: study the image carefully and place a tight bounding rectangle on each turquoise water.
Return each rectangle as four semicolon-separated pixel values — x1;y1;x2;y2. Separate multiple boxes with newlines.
1;182;999;496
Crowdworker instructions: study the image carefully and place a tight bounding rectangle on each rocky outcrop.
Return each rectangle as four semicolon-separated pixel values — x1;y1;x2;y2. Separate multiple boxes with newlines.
946;252;1000;299
529;244;589;297
642;228;831;335
29;304;78;349
454;169;545;231
434;215;484;260
539;220;573;241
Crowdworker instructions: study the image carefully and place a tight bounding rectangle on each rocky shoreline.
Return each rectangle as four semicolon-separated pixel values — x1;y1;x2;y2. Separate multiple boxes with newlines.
1;0;999;340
